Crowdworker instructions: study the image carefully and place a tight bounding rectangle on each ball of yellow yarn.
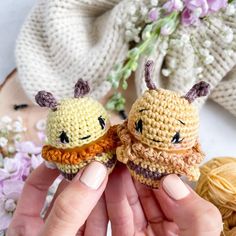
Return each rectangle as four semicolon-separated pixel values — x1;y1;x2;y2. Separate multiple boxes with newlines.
195;157;236;236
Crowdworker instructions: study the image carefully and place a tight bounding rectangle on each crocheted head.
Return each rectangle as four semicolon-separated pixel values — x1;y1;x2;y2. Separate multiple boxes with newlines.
117;61;210;188
35;79;119;180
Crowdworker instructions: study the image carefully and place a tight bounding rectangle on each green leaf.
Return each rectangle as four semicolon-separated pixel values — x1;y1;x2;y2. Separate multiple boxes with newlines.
123;69;132;79
128;48;140;59
122;80;128;90
106;93;126;111
130;61;138;71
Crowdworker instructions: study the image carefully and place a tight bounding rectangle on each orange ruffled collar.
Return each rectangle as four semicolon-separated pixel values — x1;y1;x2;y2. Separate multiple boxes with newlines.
42;125;120;165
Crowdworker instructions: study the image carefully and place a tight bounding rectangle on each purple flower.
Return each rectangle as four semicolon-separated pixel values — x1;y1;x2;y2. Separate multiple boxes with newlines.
181;8;200;26
15;141;42;155
163;0;184;12
0;154;31;183
184;0;209;17
161;20;177;35
0;179;24;231
207;0;227;13
37;132;46;143
148;8;159;21
31;154;43;170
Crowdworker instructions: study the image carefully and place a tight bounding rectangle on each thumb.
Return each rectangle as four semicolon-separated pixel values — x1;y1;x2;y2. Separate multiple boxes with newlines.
41;161;108;236
155;174;223;236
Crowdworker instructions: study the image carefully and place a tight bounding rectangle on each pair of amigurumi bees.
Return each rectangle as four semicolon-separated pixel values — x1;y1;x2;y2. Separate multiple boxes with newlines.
35;61;210;188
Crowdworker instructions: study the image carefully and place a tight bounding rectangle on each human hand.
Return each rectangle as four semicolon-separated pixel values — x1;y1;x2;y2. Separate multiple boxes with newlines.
135;174;223;236
7;161;108;236
104;164;223;236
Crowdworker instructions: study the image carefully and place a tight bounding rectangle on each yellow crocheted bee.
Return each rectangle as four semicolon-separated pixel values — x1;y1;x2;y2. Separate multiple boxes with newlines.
117;61;210;188
35;79;119;180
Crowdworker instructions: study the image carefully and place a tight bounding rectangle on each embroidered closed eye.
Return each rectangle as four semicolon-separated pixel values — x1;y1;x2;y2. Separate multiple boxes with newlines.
135;119;143;133
171;131;184;144
98;116;106;130
59;131;70;144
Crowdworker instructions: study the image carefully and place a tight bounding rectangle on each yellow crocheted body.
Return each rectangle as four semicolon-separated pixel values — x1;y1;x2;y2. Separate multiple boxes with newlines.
128;89;199;151
44;97;120;180
117;86;205;188
36;79;119;180
46;97;110;149
56;151;116;179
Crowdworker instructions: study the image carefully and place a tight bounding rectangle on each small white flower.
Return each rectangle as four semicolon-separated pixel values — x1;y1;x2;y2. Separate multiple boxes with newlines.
199;48;210;57
125;22;133;29
203;40;212;48
193;7;202;17
128;5;137;15
8;145;16;153
224;34;234;44
12;121;25;133
150;0;158;6
131;16;138;22
181;34;190;44
169;58;177;69
204;55;214;65
225;4;236;16
198;74;203;79
4;157;19;173
225;49;234;57
13;134;22;142
195;67;203;74
0;137;8;147
36;119;46;131
134;36;140;43
222;27;234;44
140;6;148;16
1;116;12;124
162;69;171;77
176;0;184;11
4;199;17;212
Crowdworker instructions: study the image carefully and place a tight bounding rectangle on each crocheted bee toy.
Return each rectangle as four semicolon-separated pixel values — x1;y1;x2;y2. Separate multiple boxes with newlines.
35;79;119;180
116;61;210;188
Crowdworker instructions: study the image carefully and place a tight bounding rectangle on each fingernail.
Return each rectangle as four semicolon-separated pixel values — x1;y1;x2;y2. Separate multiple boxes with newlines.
79;162;107;190
163;174;190;200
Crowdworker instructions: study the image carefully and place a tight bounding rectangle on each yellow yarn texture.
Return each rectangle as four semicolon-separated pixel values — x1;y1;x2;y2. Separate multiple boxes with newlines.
128;89;199;150
117;88;204;188
47;97;109;149
196;157;236;236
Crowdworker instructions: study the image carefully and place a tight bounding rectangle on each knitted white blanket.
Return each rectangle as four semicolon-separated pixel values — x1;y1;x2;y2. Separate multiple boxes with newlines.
16;0;236;116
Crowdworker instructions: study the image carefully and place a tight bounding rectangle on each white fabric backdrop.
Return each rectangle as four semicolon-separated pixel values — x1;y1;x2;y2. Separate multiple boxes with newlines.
0;0;36;83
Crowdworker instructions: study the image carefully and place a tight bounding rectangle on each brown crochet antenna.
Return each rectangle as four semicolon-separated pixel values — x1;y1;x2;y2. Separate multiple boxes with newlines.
184;81;210;103
74;79;90;98
35;91;58;111
145;60;157;90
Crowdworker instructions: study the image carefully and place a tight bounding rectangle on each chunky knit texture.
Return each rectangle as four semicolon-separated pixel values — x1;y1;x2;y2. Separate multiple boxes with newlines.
117;86;205;188
16;0;236;116
136;14;236;114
